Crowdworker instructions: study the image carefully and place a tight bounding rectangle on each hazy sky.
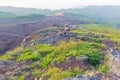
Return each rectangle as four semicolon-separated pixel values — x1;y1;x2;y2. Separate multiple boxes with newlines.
0;0;120;10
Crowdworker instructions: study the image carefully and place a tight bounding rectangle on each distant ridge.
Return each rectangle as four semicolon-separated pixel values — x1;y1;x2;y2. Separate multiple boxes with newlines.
0;6;120;26
0;11;16;19
0;6;52;15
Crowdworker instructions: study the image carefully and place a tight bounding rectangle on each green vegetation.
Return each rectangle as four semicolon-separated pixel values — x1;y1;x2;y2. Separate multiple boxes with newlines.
16;14;45;19
32;69;42;77
0;11;16;19
73;67;84;74
98;53;110;73
35;44;54;54
0;47;24;60
41;41;104;68
18;75;25;80
17;49;41;62
98;64;109;73
0;24;120;79
41;67;74;80
41;66;84;80
78;24;120;42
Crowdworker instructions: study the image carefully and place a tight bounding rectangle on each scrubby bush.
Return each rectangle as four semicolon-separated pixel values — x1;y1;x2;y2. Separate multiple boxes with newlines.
31;63;37;69
40;41;103;68
73;67;84;74
0;47;24;60
32;69;42;77
98;65;109;73
18;75;25;80
41;67;74;80
88;51;103;66
35;44;54;54
17;49;41;62
41;52;56;68
88;37;103;43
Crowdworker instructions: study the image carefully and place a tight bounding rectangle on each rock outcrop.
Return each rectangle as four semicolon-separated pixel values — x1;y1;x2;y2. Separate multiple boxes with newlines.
0;60;32;79
109;49;120;76
64;74;101;80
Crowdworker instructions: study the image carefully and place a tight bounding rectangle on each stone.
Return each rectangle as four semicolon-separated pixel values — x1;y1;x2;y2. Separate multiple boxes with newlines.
0;74;7;80
13;52;22;59
51;60;56;66
75;56;89;63
72;78;79;80
63;77;74;80
109;49;120;77
64;74;101;80
90;76;101;80
66;56;74;62
25;73;34;80
81;37;87;41
76;74;84;78
20;65;31;71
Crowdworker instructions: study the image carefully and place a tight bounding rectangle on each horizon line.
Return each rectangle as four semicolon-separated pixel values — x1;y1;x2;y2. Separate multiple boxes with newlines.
0;5;120;10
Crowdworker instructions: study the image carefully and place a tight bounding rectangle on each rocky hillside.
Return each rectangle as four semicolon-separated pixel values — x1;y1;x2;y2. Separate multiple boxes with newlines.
0;24;120;80
0;15;87;55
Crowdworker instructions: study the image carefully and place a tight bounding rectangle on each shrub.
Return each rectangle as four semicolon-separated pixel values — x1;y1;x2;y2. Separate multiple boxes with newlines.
41;41;103;68
41;67;74;80
98;65;109;73
73;67;84;74
87;51;103;66
89;37;103;43
17;49;41;62
0;54;13;60
40;52;56;68
31;63;37;69
32;69;42;77
18;75;25;80
35;44;54;54
0;47;24;60
91;43;104;48
98;54;109;73
55;54;66;63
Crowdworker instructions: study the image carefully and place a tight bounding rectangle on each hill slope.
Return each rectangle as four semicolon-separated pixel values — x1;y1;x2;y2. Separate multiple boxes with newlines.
0;15;87;55
0;24;120;80
15;14;46;19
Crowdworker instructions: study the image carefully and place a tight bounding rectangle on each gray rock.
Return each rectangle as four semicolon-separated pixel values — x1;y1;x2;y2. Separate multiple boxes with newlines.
81;37;87;41
51;60;56;66
75;56;89;63
76;74;84;78
20;65;31;71
13;52;22;59
0;74;7;80
63;74;101;80
72;78;80;80
90;76;101;80
109;49;120;76
66;56;74;62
